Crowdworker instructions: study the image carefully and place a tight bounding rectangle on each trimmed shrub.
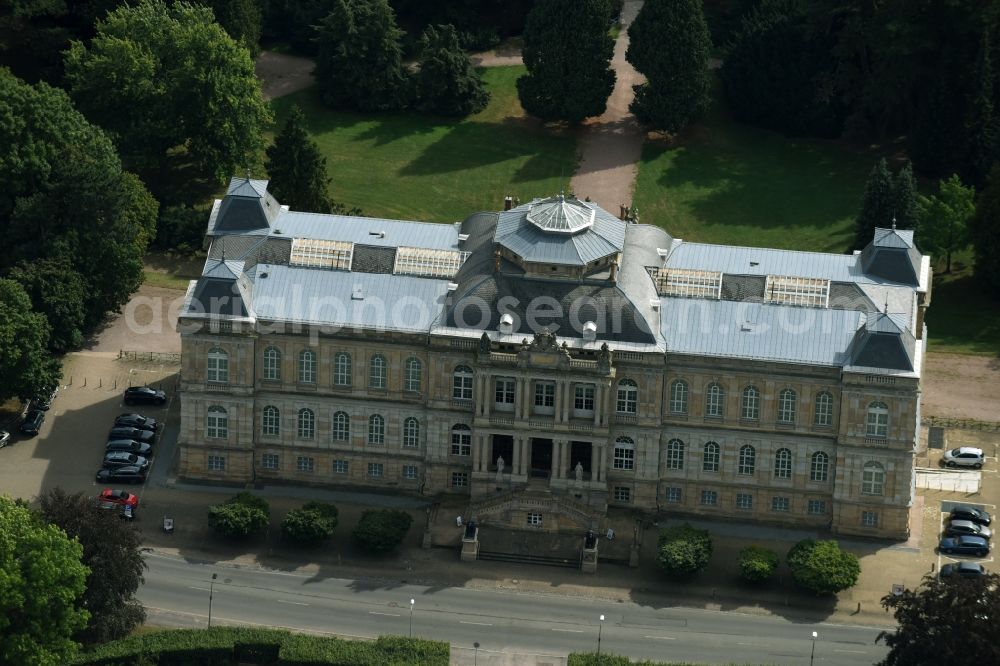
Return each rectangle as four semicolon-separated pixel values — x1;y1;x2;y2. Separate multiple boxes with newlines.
207;492;270;539
567;653;734;665
281;502;339;546
738;545;779;582
352;509;413;554
787;539;860;594
656;523;713;576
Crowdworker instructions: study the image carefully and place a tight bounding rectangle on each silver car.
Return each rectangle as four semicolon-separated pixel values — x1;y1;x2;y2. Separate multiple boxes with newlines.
946;519;993;540
943;447;985;469
0;431;9;448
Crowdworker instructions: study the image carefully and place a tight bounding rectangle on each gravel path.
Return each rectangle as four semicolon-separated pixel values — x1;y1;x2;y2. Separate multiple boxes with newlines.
255;50;316;101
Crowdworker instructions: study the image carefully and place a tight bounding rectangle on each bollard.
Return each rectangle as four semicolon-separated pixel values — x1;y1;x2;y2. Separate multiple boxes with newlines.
69;375;73;386
114;379;117;389
83;377;87;387
99;378;102;388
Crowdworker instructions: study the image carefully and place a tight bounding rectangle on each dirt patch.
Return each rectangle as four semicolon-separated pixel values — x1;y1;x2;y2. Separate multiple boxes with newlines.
922;352;1000;422
255;51;316;101
84;284;188;354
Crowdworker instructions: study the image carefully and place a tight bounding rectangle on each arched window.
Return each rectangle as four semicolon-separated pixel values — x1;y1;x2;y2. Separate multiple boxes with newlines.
666;438;685;470
616;379;638;414
262;347;281;381
207;348;229;383
862;461;886;495
333;352;352;386
741;385;760;420
705;383;724;418
810;451;829;482
261;405;279;436
206;406;228;439
814;391;834;427
450;424;471;455
298;349;316;383
369;354;387;389
404;358;422;392
866;401;889;438
669;380;689;414
702;441;720;472
613;436;635;470
332;411;350;442
777;389;797;424
738;444;756;475
774;448;792;479
453;365;474;401
403;417;420;447
297;408;315;439
368;414;385;445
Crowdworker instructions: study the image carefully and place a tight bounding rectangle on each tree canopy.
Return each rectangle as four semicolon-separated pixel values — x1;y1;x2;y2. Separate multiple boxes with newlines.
786;539;860;595
656;523;713;576
9;259;87;353
208;492;271;539
266;106;336;212
626;0;711;134
281;501;340;546
64;0;271;194
854;158;895;250
352;509;413;553
0;495;90;665
971;164;1000;295
918;174;975;273
39;488;148;645
413;23;490;117
516;0;615;123
0;279;61;402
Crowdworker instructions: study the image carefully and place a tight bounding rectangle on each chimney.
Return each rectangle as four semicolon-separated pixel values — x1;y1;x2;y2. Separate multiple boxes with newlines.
499;313;514;335
620;204;628;220
582;321;597;341
609;262;618;282
504;195;513;211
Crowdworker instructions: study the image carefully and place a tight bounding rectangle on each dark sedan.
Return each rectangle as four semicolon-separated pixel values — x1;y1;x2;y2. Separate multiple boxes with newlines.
96;465;146;484
19;409;45;436
945;520;993;540
108;427;155;444
105;439;153;456
115;413;158;431
102;452;150;470
950;505;992;527
939;535;990;557
940;562;987;579
123;386;166;406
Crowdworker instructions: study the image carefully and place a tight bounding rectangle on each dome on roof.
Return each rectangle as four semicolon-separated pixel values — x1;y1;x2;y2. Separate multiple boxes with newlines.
526;195;595;234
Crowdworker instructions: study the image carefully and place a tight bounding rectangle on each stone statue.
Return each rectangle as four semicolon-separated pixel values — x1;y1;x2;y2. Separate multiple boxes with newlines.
479;331;491;354
575;461;584;483
495;456;505;481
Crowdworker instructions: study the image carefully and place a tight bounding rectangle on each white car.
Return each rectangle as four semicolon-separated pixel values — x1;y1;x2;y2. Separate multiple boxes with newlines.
0;431;9;448
943;447;985;469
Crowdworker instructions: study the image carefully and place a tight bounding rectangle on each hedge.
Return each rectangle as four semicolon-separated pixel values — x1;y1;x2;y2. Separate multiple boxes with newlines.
567;653;756;666
72;627;449;666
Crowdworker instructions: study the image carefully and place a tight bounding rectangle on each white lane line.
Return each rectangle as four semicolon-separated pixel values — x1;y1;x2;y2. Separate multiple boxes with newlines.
459;620;494;626
834;649;868;654
369;611;400;617
188;586;209;591
643;635;677;640
277;599;308;606
551;628;583;633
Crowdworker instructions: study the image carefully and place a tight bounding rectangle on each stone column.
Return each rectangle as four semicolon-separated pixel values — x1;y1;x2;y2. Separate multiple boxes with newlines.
597;444;607;482
562;439;571;477
482;375;491;418
512;435;521;476
594;384;603;426
553;379;563;423
520;437;530;476
562;381;572;422
591;444;600;482
554;441;564;478
521;378;532;420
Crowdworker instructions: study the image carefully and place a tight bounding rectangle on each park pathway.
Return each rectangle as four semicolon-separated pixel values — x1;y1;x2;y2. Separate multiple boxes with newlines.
569;0;645;213
255;51;316;100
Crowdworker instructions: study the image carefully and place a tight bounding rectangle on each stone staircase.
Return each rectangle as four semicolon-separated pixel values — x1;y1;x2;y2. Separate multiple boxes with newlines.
465;483;603;531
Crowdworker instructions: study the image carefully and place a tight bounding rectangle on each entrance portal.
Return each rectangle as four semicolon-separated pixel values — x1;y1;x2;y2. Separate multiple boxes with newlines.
570;441;592;479
530;438;553;478
491;434;514;471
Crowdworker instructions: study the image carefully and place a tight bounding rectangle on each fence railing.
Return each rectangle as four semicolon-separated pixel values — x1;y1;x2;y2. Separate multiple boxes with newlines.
118;350;182;364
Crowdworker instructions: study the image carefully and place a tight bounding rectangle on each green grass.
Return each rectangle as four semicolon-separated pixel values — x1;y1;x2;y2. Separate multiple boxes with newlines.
632;81;874;253
924;251;1000;355
268;66;578;222
142;270;193;291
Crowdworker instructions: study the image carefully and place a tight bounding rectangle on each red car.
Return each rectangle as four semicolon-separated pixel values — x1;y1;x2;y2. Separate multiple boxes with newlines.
98;488;139;509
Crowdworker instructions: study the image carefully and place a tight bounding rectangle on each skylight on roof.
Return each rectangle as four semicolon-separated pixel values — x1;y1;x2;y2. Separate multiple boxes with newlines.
765;275;830;307
290;238;353;270
394;247;469;278
653;268;723;299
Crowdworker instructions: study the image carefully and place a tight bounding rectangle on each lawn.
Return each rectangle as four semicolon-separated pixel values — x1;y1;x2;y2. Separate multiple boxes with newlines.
267;66;579;223
923;252;1000;355
632;81;874;253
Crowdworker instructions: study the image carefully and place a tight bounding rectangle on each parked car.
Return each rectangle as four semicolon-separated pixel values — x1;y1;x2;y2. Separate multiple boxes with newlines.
19;409;45;436
105;439;152;456
114;413;158;431
945;520;993;540
97;500;135;520
940;562;987;579
123;386;166;406
951;505;992;526
0;431;9;449
107;427;155;444
939;535;990;557
26;385;58;411
96;465;146;484
103;451;149;470
943;447;985;469
98;488;139;509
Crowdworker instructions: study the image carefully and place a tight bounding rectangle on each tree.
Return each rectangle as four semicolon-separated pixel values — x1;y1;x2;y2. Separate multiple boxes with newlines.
853;158;894;250
265;106;335;212
0;280;61;402
918;175;975;273
892;161;921;233
281;501;339;546
38;488;147;645
786;539;859;595
64;0;271;191
0;495;90;665
971;164;1000;295
9;259;87;352
208;492;270;539
516;0;615;123
413;24;490;117
738;545;779;582
352;509;413;553
877;572;1000;665
626;0;711;134
314;0;409;112
202;0;264;55
656;523;713;577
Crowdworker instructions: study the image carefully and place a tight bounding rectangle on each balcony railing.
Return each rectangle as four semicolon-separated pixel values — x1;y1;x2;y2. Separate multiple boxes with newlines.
613;414;637;424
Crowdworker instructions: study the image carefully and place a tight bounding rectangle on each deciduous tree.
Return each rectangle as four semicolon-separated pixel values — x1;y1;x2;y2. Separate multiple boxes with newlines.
281;501;339;546
9;259;87;352
971;164;1000;295
516;0;615;123
0;279;61;402
208;492;271;539
786;539;859;595
352;509;413;553
413;24;490;117
738;545;779;582
918;174;975;273
656;523;713;576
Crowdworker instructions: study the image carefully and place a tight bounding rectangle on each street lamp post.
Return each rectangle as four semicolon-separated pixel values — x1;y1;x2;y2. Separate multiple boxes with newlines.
409;598;415;637
208;573;218;628
597;614;605;654
473;641;480;666
810;631;818;666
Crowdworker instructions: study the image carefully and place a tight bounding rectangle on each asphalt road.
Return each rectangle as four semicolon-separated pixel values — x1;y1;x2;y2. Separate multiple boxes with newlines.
139;553;890;665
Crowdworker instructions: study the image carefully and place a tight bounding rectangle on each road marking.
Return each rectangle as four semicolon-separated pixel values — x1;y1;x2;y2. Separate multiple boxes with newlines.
188;586;209;591
460;620;493;626
277;599;308;606
369;611;400;617
551;628;583;633
643;635;676;640
834;649;868;654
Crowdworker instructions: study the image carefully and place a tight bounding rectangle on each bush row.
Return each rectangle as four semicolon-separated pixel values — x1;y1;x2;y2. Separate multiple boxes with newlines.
568;653;751;666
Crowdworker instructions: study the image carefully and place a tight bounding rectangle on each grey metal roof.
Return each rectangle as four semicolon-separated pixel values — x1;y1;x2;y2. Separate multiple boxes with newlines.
188;277;248;317
859;243;922;285
494;198;626;266
849;313;915;371
227;177;269;197
251;264;449;332
665;242;878;283
271;211;461;250
661;298;863;366
526;195;596;234
873;227;915;249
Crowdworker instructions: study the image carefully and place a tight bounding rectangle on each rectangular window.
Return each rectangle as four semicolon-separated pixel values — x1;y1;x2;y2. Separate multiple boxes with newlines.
771;496;790;513
736;493;753;510
207;354;229;384
451;472;468;488
261;453;279;470
573;384;595;416
368;462;384;478
296;456;315;473
807;500;827;515
402;465;418;480
700;490;718;506
534;382;555;414
612;445;634;470
207;455;225;471
333;460;349;475
665;487;682;503
613;486;631;503
495;378;515;411
451;428;471;456
527;513;542;526
861;510;879;528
